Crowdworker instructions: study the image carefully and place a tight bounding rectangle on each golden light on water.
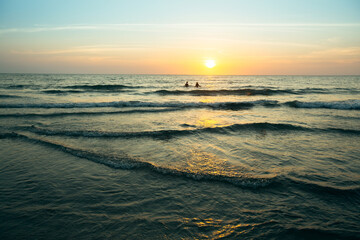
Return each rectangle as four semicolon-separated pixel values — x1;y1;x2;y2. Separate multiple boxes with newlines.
205;59;216;68
198;118;219;128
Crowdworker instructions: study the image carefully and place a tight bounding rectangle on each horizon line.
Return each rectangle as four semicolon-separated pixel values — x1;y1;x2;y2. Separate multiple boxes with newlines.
1;72;359;76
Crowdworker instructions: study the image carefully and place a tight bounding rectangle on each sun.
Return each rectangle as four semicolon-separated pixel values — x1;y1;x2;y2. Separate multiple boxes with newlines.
205;59;216;68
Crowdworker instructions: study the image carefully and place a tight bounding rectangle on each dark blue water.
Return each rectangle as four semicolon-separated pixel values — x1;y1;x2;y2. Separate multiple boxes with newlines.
0;74;359;239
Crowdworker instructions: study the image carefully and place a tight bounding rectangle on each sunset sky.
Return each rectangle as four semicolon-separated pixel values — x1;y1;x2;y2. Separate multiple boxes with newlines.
0;0;359;75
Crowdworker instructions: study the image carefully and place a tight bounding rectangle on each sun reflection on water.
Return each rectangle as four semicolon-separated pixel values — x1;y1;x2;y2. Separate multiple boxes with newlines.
182;217;259;239
197;118;220;128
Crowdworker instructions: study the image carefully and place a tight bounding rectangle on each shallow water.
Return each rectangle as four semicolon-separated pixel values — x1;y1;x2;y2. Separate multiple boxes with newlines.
0;74;359;239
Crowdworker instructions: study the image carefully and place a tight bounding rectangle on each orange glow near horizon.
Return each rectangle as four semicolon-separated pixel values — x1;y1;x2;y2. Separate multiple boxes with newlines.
0;1;359;75
3;34;359;75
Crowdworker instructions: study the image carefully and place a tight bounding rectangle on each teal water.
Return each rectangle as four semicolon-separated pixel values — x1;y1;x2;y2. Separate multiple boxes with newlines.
0;74;359;239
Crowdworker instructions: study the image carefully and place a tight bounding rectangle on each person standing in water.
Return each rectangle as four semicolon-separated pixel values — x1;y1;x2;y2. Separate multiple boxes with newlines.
184;81;189;87
195;82;200;87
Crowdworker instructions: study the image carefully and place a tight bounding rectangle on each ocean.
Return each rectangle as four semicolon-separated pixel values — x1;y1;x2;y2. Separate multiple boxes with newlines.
0;74;359;239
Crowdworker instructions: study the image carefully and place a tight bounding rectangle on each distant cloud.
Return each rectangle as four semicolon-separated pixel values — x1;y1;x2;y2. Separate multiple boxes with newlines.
10;45;150;55
0;25;98;34
10;44;214;56
1;23;360;34
300;47;360;62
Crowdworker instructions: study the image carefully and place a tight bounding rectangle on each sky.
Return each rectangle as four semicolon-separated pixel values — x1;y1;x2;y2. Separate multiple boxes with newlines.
0;0;359;75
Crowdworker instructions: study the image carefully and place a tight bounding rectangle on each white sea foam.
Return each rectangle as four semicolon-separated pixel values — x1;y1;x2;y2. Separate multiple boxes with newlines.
287;99;360;110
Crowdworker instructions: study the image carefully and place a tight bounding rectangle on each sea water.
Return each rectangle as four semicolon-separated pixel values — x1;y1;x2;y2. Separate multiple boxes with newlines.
0;74;359;239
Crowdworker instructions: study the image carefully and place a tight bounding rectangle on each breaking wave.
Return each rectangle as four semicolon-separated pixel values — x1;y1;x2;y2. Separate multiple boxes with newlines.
20;122;360;139
1;131;358;194
286;100;360;110
0;132;273;188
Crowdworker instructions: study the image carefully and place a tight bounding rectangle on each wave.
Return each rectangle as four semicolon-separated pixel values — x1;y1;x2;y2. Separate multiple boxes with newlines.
153;88;297;96
2;131;358;193
42;90;83;94
3;84;39;89
0;84;139;91
0;94;23;98
0;99;277;110
1;99;359;111
0;108;181;118
0;131;273;188
286;177;360;196
63;84;140;91
20;122;360;139
152;87;360;96
285;100;360;110
152;88;331;96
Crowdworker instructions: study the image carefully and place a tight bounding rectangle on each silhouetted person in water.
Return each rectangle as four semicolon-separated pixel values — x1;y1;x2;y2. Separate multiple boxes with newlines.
195;82;200;88
184;81;189;87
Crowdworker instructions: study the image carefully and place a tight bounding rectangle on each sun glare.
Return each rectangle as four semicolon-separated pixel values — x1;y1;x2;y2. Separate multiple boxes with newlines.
205;60;216;68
